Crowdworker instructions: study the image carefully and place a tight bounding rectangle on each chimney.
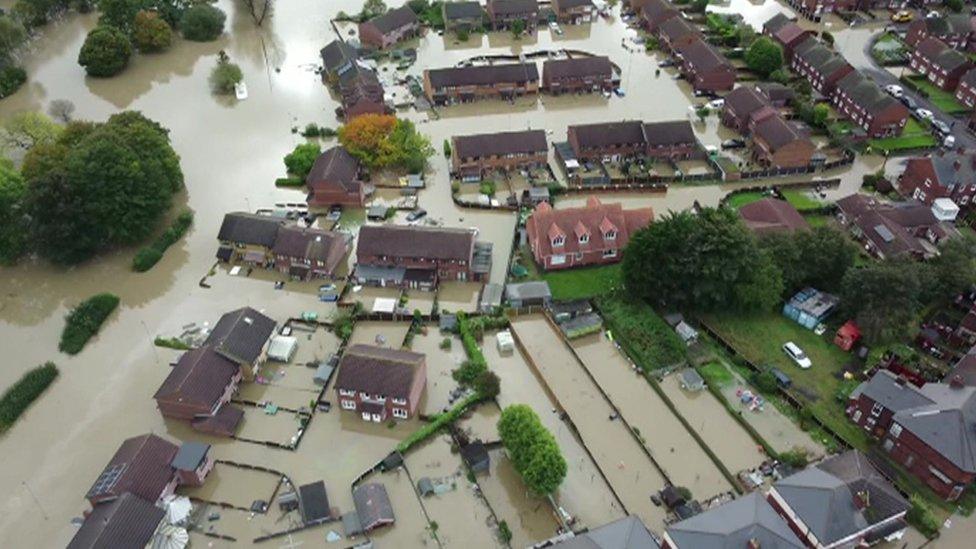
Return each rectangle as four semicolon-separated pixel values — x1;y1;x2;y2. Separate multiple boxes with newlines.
954;159;962;171
950;375;965;389
854;490;871;510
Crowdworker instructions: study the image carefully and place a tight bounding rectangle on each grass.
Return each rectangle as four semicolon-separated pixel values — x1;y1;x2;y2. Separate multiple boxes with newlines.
725;191;767;210
596;294;687;371
59;293;120;355
781;190;823;212
803;214;831;228
699;361;735;388
906;75;969;115
868;118;936;154
132;211;193;272
870;32;908;66
516;248;624;300
0;362;59;433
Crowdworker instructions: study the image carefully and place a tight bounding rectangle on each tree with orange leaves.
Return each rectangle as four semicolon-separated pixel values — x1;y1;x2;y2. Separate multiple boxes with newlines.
338;114;433;172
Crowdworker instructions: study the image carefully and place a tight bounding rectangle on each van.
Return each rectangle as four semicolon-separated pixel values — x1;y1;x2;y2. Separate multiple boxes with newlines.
782;341;812;369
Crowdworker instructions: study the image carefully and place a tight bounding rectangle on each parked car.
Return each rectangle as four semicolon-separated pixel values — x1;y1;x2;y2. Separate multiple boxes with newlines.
900;95;917;110
932;119;951;134
883;84;903;98
915;108;934;121
891;10;913;23
944;135;956;148
782;342;812;369
406;208;427;222
708;98;725;109
721;138;746;149
614;88;626;97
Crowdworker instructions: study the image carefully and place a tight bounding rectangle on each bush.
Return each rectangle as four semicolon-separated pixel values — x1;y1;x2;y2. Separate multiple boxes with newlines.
132;10;173;53
78;26;132;77
779;447;809;468
439;337;451;350
132;247;163;271
479;180;495;196
0;362;58;432
284;142;322;179
154;336;192;350
180;4;225;42
906;495;941;539
752;370;779;394
209;56;243;95
498;521;512;544
0;65;27;98
132;210;192;272
59;293;120;354
275;177;304;187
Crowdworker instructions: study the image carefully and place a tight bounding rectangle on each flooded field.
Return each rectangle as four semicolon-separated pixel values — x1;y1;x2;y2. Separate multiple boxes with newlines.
659;373;767;475
510;316;668;528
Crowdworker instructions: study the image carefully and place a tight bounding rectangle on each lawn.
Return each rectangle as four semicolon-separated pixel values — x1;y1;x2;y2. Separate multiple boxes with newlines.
868;118;936;154
699;361;734;388
725;191;767;210
906;75;969;115
803;214;831;228
781;190;824;212
515;245;624;300
870;32;908;66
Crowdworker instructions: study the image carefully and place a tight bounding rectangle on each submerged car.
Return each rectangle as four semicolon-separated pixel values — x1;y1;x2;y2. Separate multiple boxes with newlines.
406;208;427;222
721;138;746;149
783;342;812;369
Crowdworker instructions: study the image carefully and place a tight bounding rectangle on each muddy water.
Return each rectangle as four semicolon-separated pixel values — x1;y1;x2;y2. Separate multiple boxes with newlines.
479;447;562;548
409;328;467;415
360;463;438;547
511;316;668;528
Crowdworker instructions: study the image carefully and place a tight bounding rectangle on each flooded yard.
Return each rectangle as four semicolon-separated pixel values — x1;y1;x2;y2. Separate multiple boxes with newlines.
437;282;483;313
348;320;411;348
410;328;467;416
360;465;437;547
344;285;403;313
478;447;562;548
235;406;304;446
180;463;282;509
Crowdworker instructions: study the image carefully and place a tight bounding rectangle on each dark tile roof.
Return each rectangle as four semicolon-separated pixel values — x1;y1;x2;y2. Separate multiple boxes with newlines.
273;225;347;264
335;344;425;399
756;82;795;103
453;129;547;159
299;481;332;524
739;197;809;234
205;307;276;365
794;40;850;76
354;483;395;531
489;0;539;16
191;404;244;436
306;146;360;188
543;56;613;80
753;114;807;151
68;493;165;549
642;120;697;147
570;120;645;149
86;434;178;503
426;63;539;88
550;515;660;548
835;71;904;117
677;38;732;72
949;348;976;387
922;13;975;36
640;1;677;25
171;441;211;472
659;15;698;44
217;212;286;247
556;0;594;9
320;40;357;75
666;492;805;549
724;86;769;119
917;37;970;73
837;194;929;258
763;13;792;34
443;1;484;20
357;224;476;262
460;441;490;471
363;6;418;34
961;67;976;88
153;346;239;410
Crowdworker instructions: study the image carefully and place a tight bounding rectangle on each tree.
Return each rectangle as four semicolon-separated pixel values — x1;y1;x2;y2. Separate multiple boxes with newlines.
78;26;132;77
132;9;173;52
769;68;790;85
820;30;834;46
97;0;142;32
0;66;27;98
840;261;925;344
338;113;397;165
760;226;857;296
284;142;321;178
442;138;451;157
361;0;386;20
240;0;274;26
511;19;525;38
473;370;500;399
13;0;71;28
695;105;709;122
208;51;242;94
338;114;433;171
812;103;829;128
928;235;976;299
498;405;566;496
180;3;225;41
1;111;62;151
745;37;783;78
0;15;28;63
385;118;434;172
946;0;963;14
0;159;27;264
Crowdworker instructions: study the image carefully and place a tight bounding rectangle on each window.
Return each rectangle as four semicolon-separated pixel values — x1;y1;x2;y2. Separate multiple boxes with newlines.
361;412;371;421
371;413;382;423
341;400;357;410
360;392;369;399
392;397;407;406
339;389;355;397
392;408;408;419
871;402;884;417
929;466;951;484
890;423;903;438
552;236;564;247
603;249;616;258
852;409;862;423
905;454;915;468
579;234;589;244
605;231;616;240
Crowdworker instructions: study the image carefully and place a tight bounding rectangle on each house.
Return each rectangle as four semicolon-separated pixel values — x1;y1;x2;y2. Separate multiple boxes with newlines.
675;38;736;93
335;344;427;422
544;516;660;548
443;1;484;32
847;370;976;500
738;197;810;235
353;483;395;532
216;212;287;266
423;63;540;104
320;40;358;83
948;348;976;386
338;65;388;120
906;14;976;50
85;434;180;507
783;287;839;330
486;0;539;30
831;71;909;138
643;120;700;160
762;13;813;61
663;491;805;548
791;39;854;96
567;120;701;161
306;146;366;208
525;197;653;270
171;441;214;487
542;56;615;94
552;0;595;24
910;37;972;91
272;225;349;280
721;85;771;133
358;6;419;50
751;114;816;168
299;481;333;525
836;194;947;260
68;493;166;549
451;129;548;179
355;224;490;289
768;450;910;547
153;346;243;433
505;280;552;307
460;441;491;474
785;0;855;21
204;306;277;381
757;82;795;107
898;151;976;210
657;16;700;53
639;0;679;33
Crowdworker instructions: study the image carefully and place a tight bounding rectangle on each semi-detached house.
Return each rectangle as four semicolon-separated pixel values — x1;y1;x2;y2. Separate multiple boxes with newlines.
451;129;548;179
831;71;908;138
791;39;853;96
910;37;972;92
335;344;427;422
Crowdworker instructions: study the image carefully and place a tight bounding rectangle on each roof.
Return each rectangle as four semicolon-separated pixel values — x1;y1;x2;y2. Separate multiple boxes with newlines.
299;481;332;524
154;346;240;409
772;21;809;47
753;114;809;152
526;197;653;259
570;120;645;149
453;129;547;159
642;121;697;147
920;13;975;36
724;86;769;120
773;450;909;545
680;368;705;387
949;348;976;386
677;38;732;73
926;151;976;190
444;1;484;20
756;82;795;103
426;63;539;88
794;40;851;77
353;483;395;530
217;212;286;247
86;434;179;503
272;225;347;264
835;71;905;117
556;0;594;9
191;404;244;436
171;441;211;472
306;146;360;189
335;344;425;399
549;515;660;548
739;197;809;234
763;13;792;34
362;6;418;34
544;56;613;81
204;307;277;365
459;441;490;469
916;37;970;73
961;66;976;89
357;224;476;262
320;40;357;75
836;194;933;258
489;0;539;16
67;493;166;549
786;287;839;319
659;16;698;43
506;281;552;301
665;492;805;549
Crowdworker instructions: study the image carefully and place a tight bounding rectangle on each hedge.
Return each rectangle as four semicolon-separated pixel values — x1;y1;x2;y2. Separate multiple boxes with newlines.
595;295;687;370
59;293;120;354
154;336;192;350
396;394;480;453
275;177;305;187
0;362;59;432
132;211;193;272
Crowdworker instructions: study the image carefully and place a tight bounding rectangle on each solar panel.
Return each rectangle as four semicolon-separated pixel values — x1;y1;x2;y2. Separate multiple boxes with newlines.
89;463;127;497
873;224;895;243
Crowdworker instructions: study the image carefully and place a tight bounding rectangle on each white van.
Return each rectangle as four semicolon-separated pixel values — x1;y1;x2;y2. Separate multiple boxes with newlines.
782;342;812;369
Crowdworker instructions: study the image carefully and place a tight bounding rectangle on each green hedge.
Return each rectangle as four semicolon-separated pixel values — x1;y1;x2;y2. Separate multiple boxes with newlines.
0;66;27;99
0;362;59;432
132;211;193;272
452;312;489;384
397;394;480;453
59;293;120;354
154;336;192;350
275;177;305;187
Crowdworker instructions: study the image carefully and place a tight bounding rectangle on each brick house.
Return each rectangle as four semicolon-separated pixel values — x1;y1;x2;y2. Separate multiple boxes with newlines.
272;225;350;280
354;225;490;288
443;1;484;32
664;491;805;548
567;120;700;161
751;114;816;168
339;66;388;121
831;71;908;138
335;344;427;422
739;197;810;235
768;450;910;547
643;120;701;160
68;493;166;549
320;40;357;84
525;197;653;270
451;129;548;179
423;63;539;104
899;152;976;210
763;13;813;61
85;434;181;507
756;82;795;107
675;38;736;93
657;15;700;54
542;56;615;94
836;193;947;260
847;370;976;500
791;39;854;96
153;346;243;434
306;146;367;208
910;37;972;92
486;0;539;30
358;6;419;50
204;306;277;382
552;0;595;24
906;14;976;51
721;85;771;133
216;212;287;266
955;67;976;107
638;0;679;33
171;441;214;487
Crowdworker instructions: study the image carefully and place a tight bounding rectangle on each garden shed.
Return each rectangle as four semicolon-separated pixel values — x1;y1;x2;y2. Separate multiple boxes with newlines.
678;368;705;392
268;335;298;362
782;287;839;330
496;331;515;354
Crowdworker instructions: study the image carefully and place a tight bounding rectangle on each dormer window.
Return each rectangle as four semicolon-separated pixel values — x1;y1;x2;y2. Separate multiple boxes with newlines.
605;230;616;240
552;236;565;247
579;234;589;244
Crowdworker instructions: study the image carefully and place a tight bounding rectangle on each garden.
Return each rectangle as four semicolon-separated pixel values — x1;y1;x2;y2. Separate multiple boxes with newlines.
513;246;622;301
870;33;908;66
903;74;969;115
868;118;937;154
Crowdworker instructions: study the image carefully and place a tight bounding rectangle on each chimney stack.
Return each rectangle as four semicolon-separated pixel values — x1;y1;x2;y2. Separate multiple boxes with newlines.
950;375;965;389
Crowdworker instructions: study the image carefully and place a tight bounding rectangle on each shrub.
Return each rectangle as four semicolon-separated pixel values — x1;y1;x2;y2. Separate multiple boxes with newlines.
479;181;496;196
0;362;58;432
78;26;132;77
180;4;225;42
154;336;192;350
132;210;192;272
59;293;120;354
284;142;321;179
439;337;451;350
442;138;451;157
209;56;243;95
779;447;809;468
498;521;512;544
0;65;27;98
275;177;304;187
132;10;173;53
752;370;779;394
906;494;941;539
498;404;567;495
132;247;163;271
473;370;500;399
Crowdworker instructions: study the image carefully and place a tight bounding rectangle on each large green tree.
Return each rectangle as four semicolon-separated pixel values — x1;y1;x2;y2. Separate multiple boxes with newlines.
132;9;173;52
98;0;143;32
760;226;857;295
840;261;926;344
0;15;28;63
0;159;27;264
498;405;566;496
745;37;783;78
179;3;226;41
928;234;976;300
284;142;321;178
78;25;133;77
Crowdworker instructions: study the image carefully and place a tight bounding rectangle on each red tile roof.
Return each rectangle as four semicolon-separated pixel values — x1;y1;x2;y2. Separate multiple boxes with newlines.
526;197;653;260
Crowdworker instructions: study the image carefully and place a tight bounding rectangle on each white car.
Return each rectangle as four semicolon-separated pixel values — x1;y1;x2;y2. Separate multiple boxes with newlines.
883;84;903;97
915;108;934;121
708;98;725;109
783;342;812;369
